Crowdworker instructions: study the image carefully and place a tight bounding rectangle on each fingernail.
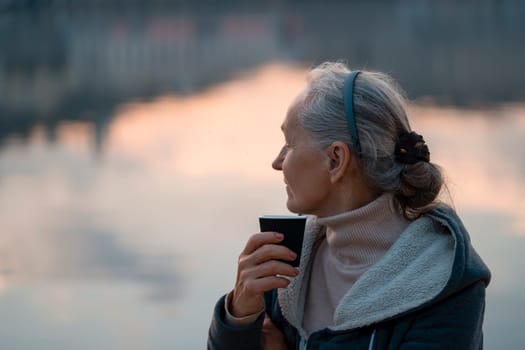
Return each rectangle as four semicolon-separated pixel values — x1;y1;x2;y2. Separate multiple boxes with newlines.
275;233;284;240
290;252;297;259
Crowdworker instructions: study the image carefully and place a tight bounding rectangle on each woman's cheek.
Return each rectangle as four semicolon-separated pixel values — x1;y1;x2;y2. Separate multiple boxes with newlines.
282;156;293;179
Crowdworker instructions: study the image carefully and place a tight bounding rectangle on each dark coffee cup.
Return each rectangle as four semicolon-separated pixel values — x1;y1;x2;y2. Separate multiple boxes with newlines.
259;215;307;267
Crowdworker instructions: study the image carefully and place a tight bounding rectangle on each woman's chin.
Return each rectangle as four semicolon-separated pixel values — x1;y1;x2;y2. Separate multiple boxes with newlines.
285;199;298;213
286;198;303;214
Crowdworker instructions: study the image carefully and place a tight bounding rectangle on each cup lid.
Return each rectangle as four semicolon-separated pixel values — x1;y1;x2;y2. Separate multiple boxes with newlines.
259;215;307;219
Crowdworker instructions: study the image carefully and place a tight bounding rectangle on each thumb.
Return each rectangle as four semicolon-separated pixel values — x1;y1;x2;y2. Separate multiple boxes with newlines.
263;313;274;327
262;313;280;332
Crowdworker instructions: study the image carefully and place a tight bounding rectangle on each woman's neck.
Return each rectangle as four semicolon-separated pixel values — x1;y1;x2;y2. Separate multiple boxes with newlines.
316;193;409;265
315;176;380;218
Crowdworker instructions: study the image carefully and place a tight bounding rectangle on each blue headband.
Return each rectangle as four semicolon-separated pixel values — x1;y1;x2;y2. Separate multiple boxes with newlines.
343;71;361;155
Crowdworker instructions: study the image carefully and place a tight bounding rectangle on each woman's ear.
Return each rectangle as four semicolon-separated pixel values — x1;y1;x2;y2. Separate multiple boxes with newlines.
326;141;352;183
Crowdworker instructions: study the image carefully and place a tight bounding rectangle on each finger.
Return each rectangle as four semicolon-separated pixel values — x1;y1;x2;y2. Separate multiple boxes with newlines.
262;314;277;329
242;232;284;255
238;244;296;271
250;244;297;265
262;314;282;333
263;313;272;326
261;314;288;350
243;275;291;294
240;260;299;283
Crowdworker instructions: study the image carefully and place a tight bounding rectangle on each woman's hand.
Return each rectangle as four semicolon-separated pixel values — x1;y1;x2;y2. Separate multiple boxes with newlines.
230;232;299;318
262;314;289;350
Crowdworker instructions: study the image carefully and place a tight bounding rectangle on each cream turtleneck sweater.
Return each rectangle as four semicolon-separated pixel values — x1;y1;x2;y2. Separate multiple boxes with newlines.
302;193;409;334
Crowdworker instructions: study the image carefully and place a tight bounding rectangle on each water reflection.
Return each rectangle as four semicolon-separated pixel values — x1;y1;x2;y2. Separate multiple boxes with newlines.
2;2;525;144
0;62;524;348
0;138;181;303
409;104;525;234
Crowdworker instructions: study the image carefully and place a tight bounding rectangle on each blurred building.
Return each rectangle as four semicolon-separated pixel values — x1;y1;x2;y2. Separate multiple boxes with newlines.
0;0;524;142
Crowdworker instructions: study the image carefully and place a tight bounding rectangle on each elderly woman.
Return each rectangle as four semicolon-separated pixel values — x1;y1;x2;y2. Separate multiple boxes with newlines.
208;62;491;349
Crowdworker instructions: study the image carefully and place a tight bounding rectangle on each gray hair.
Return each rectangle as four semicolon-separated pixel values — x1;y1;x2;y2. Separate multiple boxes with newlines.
298;62;444;219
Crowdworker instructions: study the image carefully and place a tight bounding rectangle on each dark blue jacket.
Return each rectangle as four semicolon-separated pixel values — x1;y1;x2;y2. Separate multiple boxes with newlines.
208;207;491;349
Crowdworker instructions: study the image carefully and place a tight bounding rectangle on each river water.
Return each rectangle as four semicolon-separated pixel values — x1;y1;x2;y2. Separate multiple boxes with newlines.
1;63;524;349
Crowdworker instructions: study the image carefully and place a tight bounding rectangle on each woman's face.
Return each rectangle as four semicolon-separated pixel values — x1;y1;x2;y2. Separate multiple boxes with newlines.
272;95;332;216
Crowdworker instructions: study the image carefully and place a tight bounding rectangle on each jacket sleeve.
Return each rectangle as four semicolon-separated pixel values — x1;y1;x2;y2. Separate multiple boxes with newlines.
207;294;265;350
398;281;487;350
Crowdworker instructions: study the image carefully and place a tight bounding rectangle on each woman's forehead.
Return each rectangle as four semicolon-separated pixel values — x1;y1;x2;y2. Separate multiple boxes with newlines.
282;108;299;132
282;92;305;131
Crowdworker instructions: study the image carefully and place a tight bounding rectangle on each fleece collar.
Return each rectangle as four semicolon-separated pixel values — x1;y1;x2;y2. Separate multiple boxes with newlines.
278;213;456;338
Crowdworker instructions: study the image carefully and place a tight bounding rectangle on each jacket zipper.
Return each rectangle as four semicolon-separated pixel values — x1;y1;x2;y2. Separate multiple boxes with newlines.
368;328;376;350
299;336;307;350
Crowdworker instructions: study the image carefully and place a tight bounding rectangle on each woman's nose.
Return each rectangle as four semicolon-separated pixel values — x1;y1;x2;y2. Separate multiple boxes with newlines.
272;148;284;170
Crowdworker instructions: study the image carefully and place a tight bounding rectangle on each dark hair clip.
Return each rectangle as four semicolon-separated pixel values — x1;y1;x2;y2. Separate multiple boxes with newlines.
395;131;430;164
